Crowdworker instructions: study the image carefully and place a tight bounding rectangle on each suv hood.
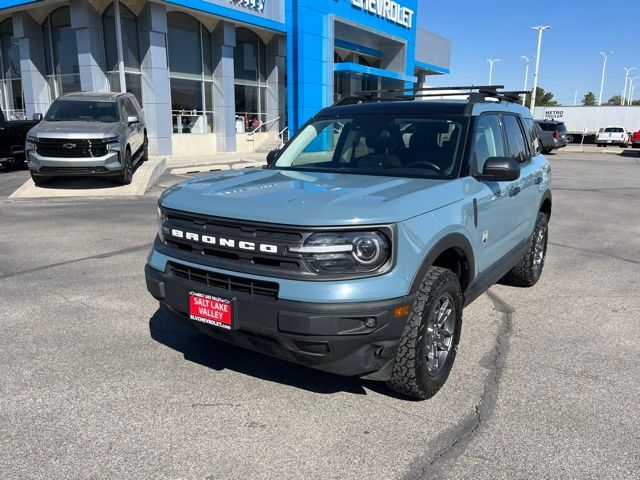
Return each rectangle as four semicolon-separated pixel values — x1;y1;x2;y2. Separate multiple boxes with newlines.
31;120;119;139
160;169;464;226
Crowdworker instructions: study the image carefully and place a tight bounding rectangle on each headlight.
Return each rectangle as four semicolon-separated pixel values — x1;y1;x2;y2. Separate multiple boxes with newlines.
157;206;168;241
105;136;120;150
290;231;391;274
26;135;37;150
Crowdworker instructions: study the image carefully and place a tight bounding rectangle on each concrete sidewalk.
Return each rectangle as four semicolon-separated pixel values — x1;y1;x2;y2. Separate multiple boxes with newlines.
8;151;268;199
562;145;639;154
166;152;267;175
10;157;166;199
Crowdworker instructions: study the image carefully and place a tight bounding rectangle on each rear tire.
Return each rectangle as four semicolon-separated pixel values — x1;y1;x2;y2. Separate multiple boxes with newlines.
116;149;133;185
141;133;148;162
387;267;463;400
502;212;548;287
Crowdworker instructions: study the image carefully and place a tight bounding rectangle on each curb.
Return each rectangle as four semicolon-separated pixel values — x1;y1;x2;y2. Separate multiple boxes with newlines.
9;156;166;199
170;161;265;175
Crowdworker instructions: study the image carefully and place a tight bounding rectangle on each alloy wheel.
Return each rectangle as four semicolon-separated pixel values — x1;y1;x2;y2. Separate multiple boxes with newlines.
425;293;456;374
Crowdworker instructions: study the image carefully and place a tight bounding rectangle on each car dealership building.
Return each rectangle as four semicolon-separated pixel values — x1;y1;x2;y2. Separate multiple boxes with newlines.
0;0;450;156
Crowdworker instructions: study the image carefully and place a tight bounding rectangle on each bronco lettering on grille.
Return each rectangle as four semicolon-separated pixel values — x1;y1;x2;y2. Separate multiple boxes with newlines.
169;228;279;254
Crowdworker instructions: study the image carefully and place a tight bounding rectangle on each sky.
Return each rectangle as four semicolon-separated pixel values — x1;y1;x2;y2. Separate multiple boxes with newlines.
417;0;639;105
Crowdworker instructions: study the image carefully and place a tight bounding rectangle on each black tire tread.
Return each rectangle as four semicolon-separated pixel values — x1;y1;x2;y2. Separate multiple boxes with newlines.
502;212;548;287
387;267;462;400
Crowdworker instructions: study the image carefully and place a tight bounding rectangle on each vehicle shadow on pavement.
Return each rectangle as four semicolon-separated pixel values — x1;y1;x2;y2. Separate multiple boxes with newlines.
619;149;640;157
149;307;399;397
35;163;143;190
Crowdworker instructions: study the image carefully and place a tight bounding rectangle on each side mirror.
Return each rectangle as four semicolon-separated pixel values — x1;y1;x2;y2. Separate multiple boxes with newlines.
127;115;139;125
32;113;43;122
266;149;279;166
475;157;520;182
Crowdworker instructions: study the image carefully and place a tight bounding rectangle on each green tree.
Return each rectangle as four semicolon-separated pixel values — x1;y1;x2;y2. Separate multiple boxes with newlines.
607;95;623;105
525;87;558;107
582;91;597;106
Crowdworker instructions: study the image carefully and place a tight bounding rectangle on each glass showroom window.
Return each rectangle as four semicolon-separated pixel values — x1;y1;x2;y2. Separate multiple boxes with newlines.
43;7;81;98
103;1;142;103
0;19;24;119
234;28;266;132
167;12;213;134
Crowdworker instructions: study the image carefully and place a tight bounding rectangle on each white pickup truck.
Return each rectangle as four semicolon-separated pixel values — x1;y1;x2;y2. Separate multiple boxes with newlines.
596;127;629;148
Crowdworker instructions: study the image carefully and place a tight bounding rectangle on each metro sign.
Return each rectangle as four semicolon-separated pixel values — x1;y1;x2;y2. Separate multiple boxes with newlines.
230;0;265;13
351;0;415;29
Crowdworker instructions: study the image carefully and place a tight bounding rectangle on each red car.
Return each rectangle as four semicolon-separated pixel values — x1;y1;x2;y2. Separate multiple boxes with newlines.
632;131;640;149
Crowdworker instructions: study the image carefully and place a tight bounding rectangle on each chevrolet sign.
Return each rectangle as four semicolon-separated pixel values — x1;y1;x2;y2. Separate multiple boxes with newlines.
351;0;414;29
229;0;265;13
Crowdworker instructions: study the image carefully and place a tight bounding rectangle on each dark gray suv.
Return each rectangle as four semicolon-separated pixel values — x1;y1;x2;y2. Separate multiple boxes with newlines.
535;120;567;150
25;92;147;186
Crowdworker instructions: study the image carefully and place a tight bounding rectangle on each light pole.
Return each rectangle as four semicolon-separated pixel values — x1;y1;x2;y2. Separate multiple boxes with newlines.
622;67;637;105
521;56;533;105
629;76;640;105
530;26;550;112
598;51;613;106
487;58;500;85
574;90;578;106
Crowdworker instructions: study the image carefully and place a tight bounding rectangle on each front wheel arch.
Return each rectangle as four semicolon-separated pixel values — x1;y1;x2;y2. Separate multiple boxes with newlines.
409;233;475;297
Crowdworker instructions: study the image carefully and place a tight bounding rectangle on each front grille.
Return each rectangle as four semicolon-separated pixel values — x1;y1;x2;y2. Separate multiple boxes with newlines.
168;262;279;300
162;209;307;274
35;138;114;158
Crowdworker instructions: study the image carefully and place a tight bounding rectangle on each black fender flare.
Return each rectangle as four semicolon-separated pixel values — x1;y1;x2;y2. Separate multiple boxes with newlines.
409;232;476;295
539;189;552;218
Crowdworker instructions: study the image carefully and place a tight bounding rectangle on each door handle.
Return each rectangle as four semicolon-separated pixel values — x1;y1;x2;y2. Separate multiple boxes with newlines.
509;186;521;197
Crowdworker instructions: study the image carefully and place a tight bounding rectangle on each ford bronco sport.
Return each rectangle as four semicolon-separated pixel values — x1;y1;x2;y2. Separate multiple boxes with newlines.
145;86;552;400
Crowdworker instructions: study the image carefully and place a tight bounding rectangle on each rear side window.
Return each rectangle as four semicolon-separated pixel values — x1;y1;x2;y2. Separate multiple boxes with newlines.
503;115;528;163
522;118;540;155
473;114;505;173
537;122;556;132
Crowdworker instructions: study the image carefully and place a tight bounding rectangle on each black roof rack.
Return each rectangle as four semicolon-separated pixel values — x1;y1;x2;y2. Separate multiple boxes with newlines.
334;85;530;107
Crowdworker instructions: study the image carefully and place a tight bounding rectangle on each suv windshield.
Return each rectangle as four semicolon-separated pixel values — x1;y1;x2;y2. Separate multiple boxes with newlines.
45;100;120;123
537;122;566;132
273;116;467;179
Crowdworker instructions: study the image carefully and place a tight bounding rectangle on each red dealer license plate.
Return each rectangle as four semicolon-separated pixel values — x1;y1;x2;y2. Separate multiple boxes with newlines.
189;292;233;330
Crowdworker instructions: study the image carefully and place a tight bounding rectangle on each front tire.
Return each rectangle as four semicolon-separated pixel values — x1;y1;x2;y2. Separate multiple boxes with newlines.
116;149;133;185
502;212;548;287
30;173;51;187
387;267;463;400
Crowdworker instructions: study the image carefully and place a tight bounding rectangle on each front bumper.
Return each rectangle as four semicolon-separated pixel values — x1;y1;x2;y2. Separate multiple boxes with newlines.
27;150;123;176
145;263;414;379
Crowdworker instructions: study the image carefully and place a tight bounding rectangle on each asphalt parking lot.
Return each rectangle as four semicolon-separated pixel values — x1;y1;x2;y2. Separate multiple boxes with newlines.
1;150;639;479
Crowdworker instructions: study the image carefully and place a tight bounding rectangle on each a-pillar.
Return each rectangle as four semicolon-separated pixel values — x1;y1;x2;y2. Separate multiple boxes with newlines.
70;0;109;92
138;2;172;156
212;21;236;152
265;36;286;132
13;13;50;117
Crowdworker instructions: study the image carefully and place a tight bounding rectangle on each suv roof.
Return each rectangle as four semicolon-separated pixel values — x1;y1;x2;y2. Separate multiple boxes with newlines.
59;92;132;102
318;85;532;118
535;119;565;124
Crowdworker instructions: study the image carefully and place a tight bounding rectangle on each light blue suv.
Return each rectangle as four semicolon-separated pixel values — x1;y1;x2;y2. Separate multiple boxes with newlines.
145;86;551;400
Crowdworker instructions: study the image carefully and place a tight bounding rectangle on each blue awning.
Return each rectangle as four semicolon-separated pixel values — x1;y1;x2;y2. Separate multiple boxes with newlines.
334;62;418;84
